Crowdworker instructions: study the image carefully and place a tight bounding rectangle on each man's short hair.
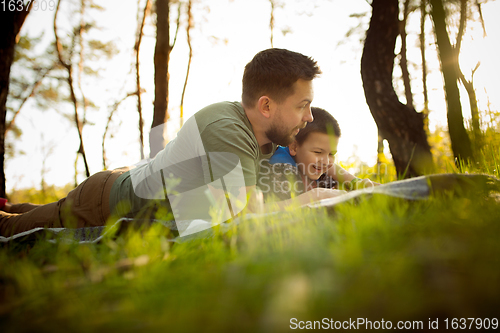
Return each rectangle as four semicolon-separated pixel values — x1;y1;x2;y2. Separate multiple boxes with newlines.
295;107;341;145
242;48;321;108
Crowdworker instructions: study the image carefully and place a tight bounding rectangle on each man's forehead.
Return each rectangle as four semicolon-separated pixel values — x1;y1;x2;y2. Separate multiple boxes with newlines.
291;79;314;98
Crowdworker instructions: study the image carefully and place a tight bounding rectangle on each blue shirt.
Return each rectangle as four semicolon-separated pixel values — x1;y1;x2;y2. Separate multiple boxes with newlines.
268;146;297;166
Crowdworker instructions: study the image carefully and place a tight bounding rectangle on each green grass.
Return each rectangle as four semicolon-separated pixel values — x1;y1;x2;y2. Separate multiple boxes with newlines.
1;155;500;332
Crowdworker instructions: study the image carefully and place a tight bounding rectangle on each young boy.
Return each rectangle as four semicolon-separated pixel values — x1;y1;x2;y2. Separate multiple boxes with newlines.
261;107;375;201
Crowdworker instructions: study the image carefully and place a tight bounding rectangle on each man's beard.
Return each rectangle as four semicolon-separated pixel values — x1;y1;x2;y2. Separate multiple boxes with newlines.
266;121;304;146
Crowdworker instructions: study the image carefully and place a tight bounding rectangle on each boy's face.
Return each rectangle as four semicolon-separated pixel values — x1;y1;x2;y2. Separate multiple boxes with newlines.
289;132;339;181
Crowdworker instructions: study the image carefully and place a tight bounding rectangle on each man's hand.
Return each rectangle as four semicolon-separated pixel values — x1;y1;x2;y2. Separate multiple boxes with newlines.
280;188;347;208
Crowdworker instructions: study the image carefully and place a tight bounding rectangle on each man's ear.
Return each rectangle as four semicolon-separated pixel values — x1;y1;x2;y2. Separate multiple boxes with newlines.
289;141;298;156
257;96;271;119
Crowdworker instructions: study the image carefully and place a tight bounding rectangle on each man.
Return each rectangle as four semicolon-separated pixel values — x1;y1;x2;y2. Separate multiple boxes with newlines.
0;48;345;237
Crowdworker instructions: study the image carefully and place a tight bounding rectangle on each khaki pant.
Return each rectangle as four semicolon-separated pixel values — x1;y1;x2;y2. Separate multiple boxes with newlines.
0;168;128;237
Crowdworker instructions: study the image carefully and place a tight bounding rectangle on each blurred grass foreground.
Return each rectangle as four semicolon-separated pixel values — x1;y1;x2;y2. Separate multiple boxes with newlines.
1;170;500;331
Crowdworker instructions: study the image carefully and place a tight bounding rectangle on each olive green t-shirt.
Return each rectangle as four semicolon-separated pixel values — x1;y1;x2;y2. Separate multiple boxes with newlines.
109;101;276;217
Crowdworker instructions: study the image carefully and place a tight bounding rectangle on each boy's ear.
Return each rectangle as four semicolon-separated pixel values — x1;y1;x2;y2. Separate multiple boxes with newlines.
289;141;298;156
257;96;271;119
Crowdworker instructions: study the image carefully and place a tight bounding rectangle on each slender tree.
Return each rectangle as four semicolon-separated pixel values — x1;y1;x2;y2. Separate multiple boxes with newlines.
0;3;33;197
455;0;484;153
135;0;152;160
149;0;182;157
180;0;193;128
429;0;473;164
458;63;481;151
54;0;91;182
361;0;434;178
52;0;115;182
150;0;171;158
399;0;414;108
419;0;430;131
77;0;89;125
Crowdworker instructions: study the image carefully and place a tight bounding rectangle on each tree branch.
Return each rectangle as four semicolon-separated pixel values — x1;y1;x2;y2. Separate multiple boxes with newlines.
170;2;182;52
180;0;193;128
102;92;137;169
135;0;152;160
475;0;486;37
6;66;53;134
455;0;467;53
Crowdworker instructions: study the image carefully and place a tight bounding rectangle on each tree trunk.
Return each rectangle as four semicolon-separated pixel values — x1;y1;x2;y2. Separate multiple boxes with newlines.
455;0;482;154
429;0;473;164
136;0;151;160
400;0;414;108
150;0;170;158
459;67;482;152
77;0;89;129
0;6;32;198
420;0;429;132
361;0;434;178
180;0;193;128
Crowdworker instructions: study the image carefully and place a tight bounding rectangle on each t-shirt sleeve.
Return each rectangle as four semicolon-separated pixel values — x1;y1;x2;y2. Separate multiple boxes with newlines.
199;119;260;187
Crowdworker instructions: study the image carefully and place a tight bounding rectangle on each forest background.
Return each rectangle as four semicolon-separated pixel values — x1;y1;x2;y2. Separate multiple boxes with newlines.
3;0;500;202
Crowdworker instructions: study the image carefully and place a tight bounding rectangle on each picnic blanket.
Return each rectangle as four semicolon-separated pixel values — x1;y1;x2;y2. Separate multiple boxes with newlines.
1;173;498;246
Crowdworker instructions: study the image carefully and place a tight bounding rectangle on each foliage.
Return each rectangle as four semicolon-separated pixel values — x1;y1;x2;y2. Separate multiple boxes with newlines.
479;127;500;178
339;154;397;185
6;0;119;177
463;105;500;179
409;100;500;179
8;184;74;205
8;34;60;110
427;124;457;174
5;34;58;160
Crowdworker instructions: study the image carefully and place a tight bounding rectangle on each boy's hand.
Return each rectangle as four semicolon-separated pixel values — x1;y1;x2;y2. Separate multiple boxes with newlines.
359;178;380;189
305;188;347;203
262;187;347;212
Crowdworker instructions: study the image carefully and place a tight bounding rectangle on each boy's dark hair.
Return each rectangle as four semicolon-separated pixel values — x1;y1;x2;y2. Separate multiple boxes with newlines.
242;48;321;108
295;107;341;145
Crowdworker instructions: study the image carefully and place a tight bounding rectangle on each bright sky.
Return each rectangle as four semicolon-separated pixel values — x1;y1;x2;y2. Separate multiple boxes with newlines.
6;0;500;192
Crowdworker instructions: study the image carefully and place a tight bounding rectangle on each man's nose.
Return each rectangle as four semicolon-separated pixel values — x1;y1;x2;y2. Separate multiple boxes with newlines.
303;106;313;122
